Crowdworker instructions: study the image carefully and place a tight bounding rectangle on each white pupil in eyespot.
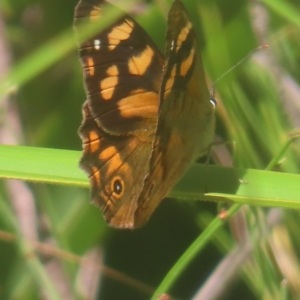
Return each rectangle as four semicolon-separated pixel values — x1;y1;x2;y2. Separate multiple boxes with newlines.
113;179;122;195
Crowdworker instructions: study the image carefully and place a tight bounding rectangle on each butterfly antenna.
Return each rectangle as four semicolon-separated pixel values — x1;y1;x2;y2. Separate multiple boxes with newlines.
209;44;269;100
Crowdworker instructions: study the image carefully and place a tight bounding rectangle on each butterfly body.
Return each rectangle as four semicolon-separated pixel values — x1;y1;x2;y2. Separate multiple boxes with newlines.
74;0;215;229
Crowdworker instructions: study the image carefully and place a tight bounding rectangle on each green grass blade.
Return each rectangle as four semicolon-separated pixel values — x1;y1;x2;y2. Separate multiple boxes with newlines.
1;145;300;209
0;145;86;186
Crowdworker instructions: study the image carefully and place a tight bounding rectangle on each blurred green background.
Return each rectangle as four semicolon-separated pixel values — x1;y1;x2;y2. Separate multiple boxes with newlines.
0;0;300;299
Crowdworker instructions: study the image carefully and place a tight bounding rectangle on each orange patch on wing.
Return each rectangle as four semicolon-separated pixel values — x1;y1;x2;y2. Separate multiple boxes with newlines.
176;23;191;51
100;76;118;90
128;45;154;75
165;65;177;91
86;57;95;76
87;139;100;154
106;65;119;76
108;43;117;51
165;78;174;92
86;130;100;143
101;88;115;101
100;76;118;100
118;90;158;118
171;64;177;77
99;146;118;161
124;19;134;29
88;130;100;142
107;19;134;51
106;152;130;176
180;47;195;76
119;163;131;178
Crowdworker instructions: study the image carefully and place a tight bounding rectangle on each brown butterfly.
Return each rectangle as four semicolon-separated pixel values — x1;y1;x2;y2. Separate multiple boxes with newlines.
74;0;215;229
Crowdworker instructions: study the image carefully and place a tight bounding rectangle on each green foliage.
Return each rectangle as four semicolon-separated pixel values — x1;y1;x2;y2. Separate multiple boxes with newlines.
0;0;300;299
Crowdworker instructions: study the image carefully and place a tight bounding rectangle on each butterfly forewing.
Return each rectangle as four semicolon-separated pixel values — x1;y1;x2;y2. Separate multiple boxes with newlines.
134;0;215;227
74;0;164;135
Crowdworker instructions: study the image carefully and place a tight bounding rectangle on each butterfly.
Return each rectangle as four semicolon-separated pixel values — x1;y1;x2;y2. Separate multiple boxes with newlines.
74;0;215;229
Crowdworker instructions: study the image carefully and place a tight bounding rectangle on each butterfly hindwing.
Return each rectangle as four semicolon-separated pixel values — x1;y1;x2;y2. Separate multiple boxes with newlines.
79;101;152;228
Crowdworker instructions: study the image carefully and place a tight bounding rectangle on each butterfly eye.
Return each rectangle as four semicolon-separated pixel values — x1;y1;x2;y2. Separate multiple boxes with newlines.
111;176;124;198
